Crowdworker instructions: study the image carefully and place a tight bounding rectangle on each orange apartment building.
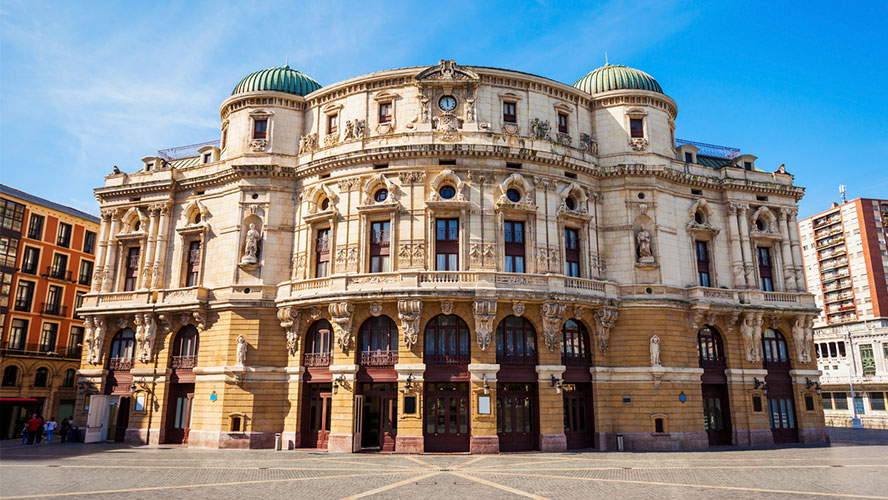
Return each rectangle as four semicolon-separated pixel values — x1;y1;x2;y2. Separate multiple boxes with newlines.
0;184;100;439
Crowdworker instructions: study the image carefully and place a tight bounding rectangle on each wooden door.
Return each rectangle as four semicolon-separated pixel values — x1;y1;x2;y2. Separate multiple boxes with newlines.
303;384;332;449
164;384;195;444
353;395;363;452
380;396;397;452
424;383;469;452
563;384;594;449
701;383;732;446
114;397;130;443
497;383;537;452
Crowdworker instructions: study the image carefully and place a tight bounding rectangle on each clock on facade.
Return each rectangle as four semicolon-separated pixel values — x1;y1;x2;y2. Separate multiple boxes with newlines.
438;95;457;111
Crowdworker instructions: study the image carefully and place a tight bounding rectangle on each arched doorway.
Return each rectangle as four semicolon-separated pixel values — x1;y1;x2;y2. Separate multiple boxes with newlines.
495;315;539;452
697;325;732;446
356;316;398;452
561;318;595;449
302;319;333;449
105;328;135;443
164;325;198;444
762;329;798;444
423;314;470;453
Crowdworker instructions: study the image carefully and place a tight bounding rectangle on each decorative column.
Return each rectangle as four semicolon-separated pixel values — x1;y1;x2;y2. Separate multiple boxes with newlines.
328;301;356;453
92;210;112;292
736;203;755;288
787;208;805;291
101;209;121;292
726;203;746;289
778;209;796;292
140;206;159;290
151;203;171;289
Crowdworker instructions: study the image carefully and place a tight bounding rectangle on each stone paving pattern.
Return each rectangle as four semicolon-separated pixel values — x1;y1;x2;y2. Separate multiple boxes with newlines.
1;430;887;499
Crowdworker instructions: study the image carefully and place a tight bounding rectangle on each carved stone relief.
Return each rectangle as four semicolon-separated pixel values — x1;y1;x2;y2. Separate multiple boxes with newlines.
440;300;454;315
277;307;301;356
398;241;425;268
512;302;525;317
650;335;661;367
398;299;422;349
629;137;649;151
473;300;497;350
469;243;495;268
369;302;383;317
298;133;318;154
529;118;551;141
593;308;618;355
329;302;355;353
740;312;763;362
540;302;566;351
536;247;560;273
249;139;267;152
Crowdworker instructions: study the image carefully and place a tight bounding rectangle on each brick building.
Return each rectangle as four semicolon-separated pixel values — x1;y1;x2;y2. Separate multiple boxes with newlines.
0;184;100;439
799;198;888;428
75;61;826;451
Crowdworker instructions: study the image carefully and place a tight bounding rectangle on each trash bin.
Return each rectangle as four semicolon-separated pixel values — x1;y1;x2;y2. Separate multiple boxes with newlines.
275;433;282;450
616;434;624;451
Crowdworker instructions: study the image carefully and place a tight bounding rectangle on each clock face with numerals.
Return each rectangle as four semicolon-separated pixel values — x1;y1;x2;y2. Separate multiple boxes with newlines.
438;95;457;111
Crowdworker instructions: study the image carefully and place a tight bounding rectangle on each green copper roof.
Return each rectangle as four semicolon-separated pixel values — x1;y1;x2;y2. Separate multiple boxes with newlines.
232;66;321;97
573;64;663;94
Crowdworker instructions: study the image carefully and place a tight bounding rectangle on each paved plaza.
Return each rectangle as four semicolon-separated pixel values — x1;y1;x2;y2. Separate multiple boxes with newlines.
1;429;887;500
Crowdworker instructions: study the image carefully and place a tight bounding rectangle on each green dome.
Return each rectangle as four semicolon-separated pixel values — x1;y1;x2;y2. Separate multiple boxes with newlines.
231;66;321;97
573;64;662;94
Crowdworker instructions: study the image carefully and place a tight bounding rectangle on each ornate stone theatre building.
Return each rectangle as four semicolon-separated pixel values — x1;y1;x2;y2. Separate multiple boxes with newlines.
75;60;827;452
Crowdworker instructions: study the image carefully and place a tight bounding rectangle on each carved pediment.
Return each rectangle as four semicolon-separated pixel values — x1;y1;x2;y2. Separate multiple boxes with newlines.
415;60;480;83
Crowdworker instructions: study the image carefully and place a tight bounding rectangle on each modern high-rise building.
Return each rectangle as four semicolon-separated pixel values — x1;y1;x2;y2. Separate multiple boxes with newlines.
799;198;888;428
0;184;100;439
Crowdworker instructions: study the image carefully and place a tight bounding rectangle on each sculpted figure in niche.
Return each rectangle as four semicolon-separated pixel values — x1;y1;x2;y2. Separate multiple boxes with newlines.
650;335;661;367
241;223;260;265
636;229;654;263
236;335;247;367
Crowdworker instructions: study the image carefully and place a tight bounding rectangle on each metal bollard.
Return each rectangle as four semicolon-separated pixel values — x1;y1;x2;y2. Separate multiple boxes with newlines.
275;433;282;451
616;434;624;451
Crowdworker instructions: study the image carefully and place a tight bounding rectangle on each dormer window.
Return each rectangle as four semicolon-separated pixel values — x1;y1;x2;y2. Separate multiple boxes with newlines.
685;152;694;163
557;113;568;133
145;162;154;171
379;102;392;124
630;118;644;138
503;101;517;123
744;161;752;171
328;114;338;134
202;153;212;164
253;119;267;140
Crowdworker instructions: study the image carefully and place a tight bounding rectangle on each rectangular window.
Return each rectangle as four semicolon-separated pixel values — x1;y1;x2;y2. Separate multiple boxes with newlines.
39;323;58;352
315;228;330;278
435;219;459;271
871;392;886;411
327;114;338;134
202;153;212;164
57;223;72;247
504;221;525;273
27;214;44;240
685;152;694;163
69;326;84;356
22;247;40;274
8;319;28;350
822;393;833;410
185;240;201;287
630;118;644;138
0;236;19;268
45;285;63;315
695;240;711;287
839;342;846;357
503;102;517;123
564;228;580;277
14;280;34;311
124;247;140;291
833;392;849;410
757;246;774;291
557;113;568;133
83;231;96;254
379;102;392;123
744;161;752;171
860;344;876;376
73;291;85;319
50;253;68;280
369;221;391;273
253;119;268;140
78;260;93;286
0;199;25;232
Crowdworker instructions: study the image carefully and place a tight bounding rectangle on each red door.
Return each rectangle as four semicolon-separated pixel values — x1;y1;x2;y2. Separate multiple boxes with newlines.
164;384;195;444
380;396;397;452
424;383;469;452
497;383;537;452
563;384;594;449
303;384;332;449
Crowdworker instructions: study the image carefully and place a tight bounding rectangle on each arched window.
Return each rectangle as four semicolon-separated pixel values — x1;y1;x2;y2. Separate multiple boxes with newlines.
561;319;590;366
171;325;199;369
109;328;135;370
424;315;470;364
304;319;333;367
62;369;75;388
496;316;537;365
359;316;398;366
34;367;49;387
697;325;726;368
2;366;18;387
762;329;789;365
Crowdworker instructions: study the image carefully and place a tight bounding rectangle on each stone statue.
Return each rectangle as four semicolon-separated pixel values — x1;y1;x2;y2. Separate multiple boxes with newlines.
92;318;106;365
650;335;661;367
236;335;247;367
140;313;156;364
636;229;654;263
241;223;260;265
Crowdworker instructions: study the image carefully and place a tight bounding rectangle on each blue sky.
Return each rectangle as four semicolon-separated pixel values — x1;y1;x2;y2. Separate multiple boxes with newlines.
1;1;885;218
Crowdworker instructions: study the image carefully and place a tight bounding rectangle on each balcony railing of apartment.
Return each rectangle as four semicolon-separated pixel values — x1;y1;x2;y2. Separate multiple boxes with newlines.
1;343;82;359
816;238;845;250
43;266;73;282
424;353;470;365
109;358;134;370
814;227;844;239
818;247;846;260
170;355;197;369
41;302;68;317
813;215;842;229
561;354;591;367
303;352;332;367
360;351;398;367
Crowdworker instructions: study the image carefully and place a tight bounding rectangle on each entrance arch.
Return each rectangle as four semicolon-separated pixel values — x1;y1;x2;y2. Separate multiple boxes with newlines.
561;318;595;449
495;315;539;452
697;325;732;446
302;319;333;449
104;328;135;443
423;314;470;453
164;325;198;444
762;329;798;444
356;316;398;451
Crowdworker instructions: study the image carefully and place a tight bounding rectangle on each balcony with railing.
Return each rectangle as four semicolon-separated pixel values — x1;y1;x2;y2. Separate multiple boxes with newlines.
816;237;846;250
41;302;68;317
360;350;398;367
108;357;134;371
1;343;81;359
43;265;72;282
171;355;197;369
813;214;842;229
561;353;591;367
424;353;470;365
303;352;332;367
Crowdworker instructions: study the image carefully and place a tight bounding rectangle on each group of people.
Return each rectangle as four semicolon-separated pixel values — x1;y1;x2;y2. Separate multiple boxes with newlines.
21;414;76;445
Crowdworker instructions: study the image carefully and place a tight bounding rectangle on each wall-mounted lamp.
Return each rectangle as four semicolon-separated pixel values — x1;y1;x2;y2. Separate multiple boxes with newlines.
77;379;96;395
550;374;563;394
481;374;491;395
333;374;349;394
403;374;415;394
130;377;152;394
753;377;767;393
805;377;821;394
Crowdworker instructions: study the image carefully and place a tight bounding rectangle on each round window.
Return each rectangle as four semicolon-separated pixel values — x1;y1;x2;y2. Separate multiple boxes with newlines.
565;196;576;211
374;189;388;203
192;213;202;225
637;192;646;200
320;198;330;211
756;219;765;231
133;221;141;231
439;185;456;200
506;188;521;203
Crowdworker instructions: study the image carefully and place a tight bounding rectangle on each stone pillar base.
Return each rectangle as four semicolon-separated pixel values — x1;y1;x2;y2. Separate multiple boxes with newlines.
539;433;567;452
595;431;608;451
799;427;830;445
734;429;774;447
606;431;709;451
395;435;424;453
327;433;353;453
282;431;301;450
470;435;499;454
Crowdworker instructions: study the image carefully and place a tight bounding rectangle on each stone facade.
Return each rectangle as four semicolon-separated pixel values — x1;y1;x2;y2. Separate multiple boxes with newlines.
75;60;826;451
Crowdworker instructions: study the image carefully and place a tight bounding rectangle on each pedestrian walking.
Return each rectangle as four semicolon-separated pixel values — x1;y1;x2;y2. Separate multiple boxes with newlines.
20;422;28;445
60;417;70;443
45;417;57;443
65;416;75;442
25;414;40;445
35;416;45;444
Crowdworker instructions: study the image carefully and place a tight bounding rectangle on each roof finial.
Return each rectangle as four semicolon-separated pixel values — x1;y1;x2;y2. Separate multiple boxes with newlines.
285;55;289;68
605;51;609;65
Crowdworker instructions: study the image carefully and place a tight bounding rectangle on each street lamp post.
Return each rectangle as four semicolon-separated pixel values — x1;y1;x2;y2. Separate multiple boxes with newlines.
845;326;863;429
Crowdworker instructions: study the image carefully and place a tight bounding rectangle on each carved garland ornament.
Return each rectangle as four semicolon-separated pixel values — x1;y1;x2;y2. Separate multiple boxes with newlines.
593;308;618;355
398;299;423;349
540;302;566;352
277;307;302;356
329;302;355;353
473;300;497;350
